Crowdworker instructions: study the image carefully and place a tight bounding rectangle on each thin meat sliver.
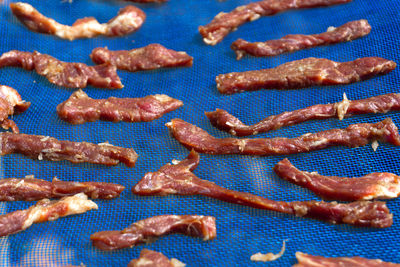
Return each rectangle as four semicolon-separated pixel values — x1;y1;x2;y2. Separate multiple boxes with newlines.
128;249;186;267
0;85;30;133
251;240;288;262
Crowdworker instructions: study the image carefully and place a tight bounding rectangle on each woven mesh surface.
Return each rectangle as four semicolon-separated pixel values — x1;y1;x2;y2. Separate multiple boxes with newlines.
0;0;399;266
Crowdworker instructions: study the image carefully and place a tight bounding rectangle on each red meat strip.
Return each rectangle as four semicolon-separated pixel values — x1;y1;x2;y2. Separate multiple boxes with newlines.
0;193;97;237
216;57;396;94
199;0;351;45
91;215;216;250
10;2;145;41
231;20;371;59
57;90;183;124
0;85;30;133
90;44;193;72
133;151;392;228
0;51;123;89
0;132;138;167
128;249;185;267
166;118;400;156
293;252;400;267
206;93;400;136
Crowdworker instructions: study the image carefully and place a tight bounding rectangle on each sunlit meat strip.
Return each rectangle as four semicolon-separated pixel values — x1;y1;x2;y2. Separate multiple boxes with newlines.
0;85;30;133
128;249;186;267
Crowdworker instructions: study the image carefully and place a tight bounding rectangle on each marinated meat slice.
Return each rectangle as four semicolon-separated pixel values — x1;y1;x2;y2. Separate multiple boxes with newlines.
91;215;216;250
0;85;30;133
0;193;97;237
90;44;193;72
0;176;124;201
0;132;138;167
166;118;400;156
128;249;185;267
57;90;183;124
0;51;123;89
133;151;392;228
231;20;371;59
10;2;146;40
293;252;400;266
216;57;396;94
274;158;400;201
206;93;400;136
199;0;351;45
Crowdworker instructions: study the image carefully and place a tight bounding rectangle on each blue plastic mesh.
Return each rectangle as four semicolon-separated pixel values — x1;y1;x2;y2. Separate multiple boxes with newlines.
0;0;399;266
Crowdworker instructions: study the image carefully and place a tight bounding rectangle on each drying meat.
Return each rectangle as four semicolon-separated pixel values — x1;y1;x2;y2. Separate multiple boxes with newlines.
0;132;138;167
198;0;352;45
57;90;183;124
293;252;400;266
90;44;193;72
0;193;97;237
0;85;30;133
10;2;145;40
231;20;371;59
91;215;216;250
216;57;396;94
0;176;125;201
206;93;400;136
166;118;400;156
274;158;400;201
133;151;392;228
0;51;122;89
128;249;186;267
251;240;287;262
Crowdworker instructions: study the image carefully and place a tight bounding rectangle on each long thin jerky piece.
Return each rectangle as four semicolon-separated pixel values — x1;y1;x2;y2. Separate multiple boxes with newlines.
91;215;216;250
128;249;185;267
216;57;396;94
0;85;30;133
133;151;393;228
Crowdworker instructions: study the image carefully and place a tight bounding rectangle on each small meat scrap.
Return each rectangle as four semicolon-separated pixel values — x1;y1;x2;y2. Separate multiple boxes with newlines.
128;249;186;267
251;240;287;262
166;118;400;156
206;93;400;136
199;0;351;45
133;151;392;228
232;20;371;59
10;2;145;40
293;252;400;267
216;57;396;94
91;215;216;250
57;90;183;124
0;132;138;167
0;85;30;133
90;44;193;72
0;193;97;237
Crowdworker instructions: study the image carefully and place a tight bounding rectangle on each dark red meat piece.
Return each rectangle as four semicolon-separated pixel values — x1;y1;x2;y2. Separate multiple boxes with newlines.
128;249;185;267
0;85;30;133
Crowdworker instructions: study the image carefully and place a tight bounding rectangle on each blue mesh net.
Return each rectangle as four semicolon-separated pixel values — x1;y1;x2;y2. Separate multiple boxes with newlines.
0;0;399;266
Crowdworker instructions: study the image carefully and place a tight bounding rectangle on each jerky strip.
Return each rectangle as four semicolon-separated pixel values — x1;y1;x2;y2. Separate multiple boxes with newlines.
128;249;185;267
0;85;30;133
216;57;396;94
0;132;138;167
57;90;183;124
10;2;146;41
199;0;351;45
0;193;97;237
231;20;371;59
133;151;393;228
90;44;193;72
91;215;216;250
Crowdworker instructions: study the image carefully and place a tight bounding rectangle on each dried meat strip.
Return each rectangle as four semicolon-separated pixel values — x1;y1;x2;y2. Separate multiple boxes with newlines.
274;158;400;201
10;2;145;41
166;118;400;156
0;85;30;133
216;57;396;94
0;176;124;201
206;93;400;136
231;20;371;59
133;151;392;228
91;215;216;251
0;132;138;167
198;0;351;45
293;252;400;267
128;249;185;267
0;193;97;237
57;90;183;124
0;51;123;89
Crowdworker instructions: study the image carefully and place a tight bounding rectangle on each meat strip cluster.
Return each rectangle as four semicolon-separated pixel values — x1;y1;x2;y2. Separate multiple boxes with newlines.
0;85;30;133
10;2;146;40
133;151;393;228
128;249;185;267
57;90;183;124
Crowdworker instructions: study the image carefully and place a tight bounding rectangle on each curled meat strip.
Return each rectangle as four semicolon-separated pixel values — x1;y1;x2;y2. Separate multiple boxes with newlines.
0;85;30;133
